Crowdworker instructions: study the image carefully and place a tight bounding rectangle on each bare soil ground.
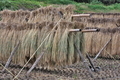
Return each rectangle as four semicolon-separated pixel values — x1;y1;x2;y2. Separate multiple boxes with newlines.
0;58;120;80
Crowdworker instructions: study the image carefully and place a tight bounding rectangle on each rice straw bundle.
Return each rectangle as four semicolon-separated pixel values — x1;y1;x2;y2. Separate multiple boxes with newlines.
116;33;120;58
90;13;120;18
111;32;119;56
74;17;118;28
1;5;120;69
0;5;86;69
84;32;93;54
86;18;117;28
0;10;30;24
0;20;85;68
0;5;74;24
100;32;111;57
85;28;120;59
27;5;74;23
116;19;120;26
0;30;10;61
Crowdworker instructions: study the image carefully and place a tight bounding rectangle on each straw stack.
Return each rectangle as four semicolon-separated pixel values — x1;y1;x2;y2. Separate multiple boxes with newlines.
0;21;84;68
84;28;120;59
74;18;118;28
86;18;113;28
90;13;120;18
1;5;120;69
73;13;120;28
0;5;74;24
0;5;86;69
74;13;120;59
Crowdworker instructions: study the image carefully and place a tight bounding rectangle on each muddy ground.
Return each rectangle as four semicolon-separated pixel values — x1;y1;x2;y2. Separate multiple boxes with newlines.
0;58;120;80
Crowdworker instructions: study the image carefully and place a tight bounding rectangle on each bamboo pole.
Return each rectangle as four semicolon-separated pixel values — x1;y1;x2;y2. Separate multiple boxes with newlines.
72;14;90;17
86;54;97;72
26;52;44;75
81;29;99;32
93;38;111;61
2;41;20;72
69;29;99;32
54;29;99;33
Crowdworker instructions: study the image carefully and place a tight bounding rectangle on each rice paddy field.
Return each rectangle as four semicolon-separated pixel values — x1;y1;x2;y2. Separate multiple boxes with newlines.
0;5;120;80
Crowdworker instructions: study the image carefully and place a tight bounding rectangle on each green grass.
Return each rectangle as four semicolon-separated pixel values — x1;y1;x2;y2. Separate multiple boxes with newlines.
11;0;41;10
0;0;120;13
0;0;46;10
74;3;120;13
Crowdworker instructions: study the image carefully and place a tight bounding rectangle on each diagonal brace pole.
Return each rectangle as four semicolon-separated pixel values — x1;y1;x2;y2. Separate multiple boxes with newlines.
26;52;44;75
2;41;20;72
93;38;111;61
74;44;94;78
86;54;97;72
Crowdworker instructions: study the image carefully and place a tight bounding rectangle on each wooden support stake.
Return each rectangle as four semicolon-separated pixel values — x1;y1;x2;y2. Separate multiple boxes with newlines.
93;38;111;61
74;44;94;78
2;41;20;72
86;54;96;72
26;52;44;75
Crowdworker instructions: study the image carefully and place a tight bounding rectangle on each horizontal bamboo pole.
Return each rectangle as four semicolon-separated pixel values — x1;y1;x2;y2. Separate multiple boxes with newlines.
69;29;99;32
72;14;91;17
